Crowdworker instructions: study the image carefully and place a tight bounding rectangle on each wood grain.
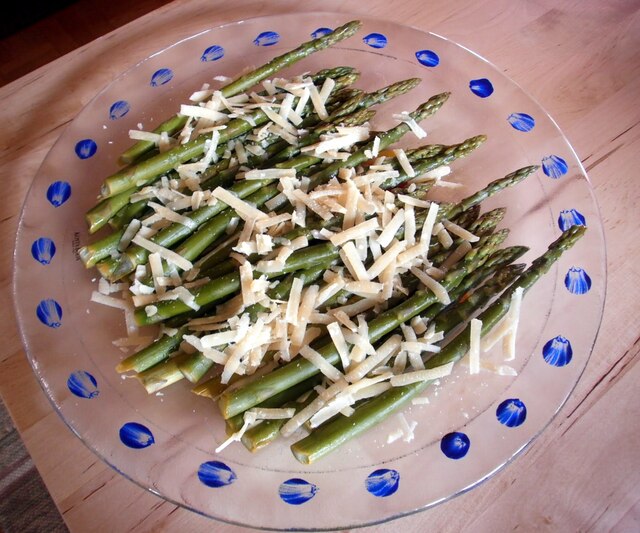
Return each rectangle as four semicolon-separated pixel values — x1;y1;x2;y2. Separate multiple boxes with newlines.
1;0;638;531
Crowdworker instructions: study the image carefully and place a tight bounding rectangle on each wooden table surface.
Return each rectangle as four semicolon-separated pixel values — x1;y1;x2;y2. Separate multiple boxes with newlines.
1;0;639;531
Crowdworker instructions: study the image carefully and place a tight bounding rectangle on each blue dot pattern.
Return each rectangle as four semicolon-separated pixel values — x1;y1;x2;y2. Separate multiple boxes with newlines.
363;33;387;49
201;45;224;62
198;461;237;487
253;31;280;47
441;432;470;459
31;237;56;265
558;209;586;231
565;267;592;294
507;113;535;132
67;371;99;399
36;299;62;328
75;139;97;159
365;469;400;497
109;100;130;120
496;399;527;427
469;78;494;98
543;336;573;367
46;181;71;207
542;155;568;178
150;68;174;87
415;49;440;67
311;27;332;38
278;478;318;505
119;422;155;449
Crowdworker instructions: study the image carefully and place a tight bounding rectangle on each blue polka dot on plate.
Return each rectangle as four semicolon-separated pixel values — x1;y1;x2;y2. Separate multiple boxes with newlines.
508;113;535;132
542;335;573;367
441;431;470;459
469;78;494;98
75;139;97;159
201;45;224;62
542;155;568;178
198;461;237;487
278;478;318;505
496;398;527;427
565;267;592;294
31;237;56;265
254;31;280;47
558;209;586;231
150;68;174;87
415;49;440;67
365;469;400;497
67;370;99;399
311;27;332;38
109;100;130;120
46;181;71;207
119;422;155;449
363;33;387;49
36;299;62;328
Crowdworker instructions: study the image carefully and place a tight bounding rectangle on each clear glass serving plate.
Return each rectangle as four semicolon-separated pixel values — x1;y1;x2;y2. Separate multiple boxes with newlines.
13;12;605;531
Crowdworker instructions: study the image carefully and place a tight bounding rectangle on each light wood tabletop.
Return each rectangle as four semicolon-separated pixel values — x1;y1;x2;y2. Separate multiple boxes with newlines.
1;0;639;531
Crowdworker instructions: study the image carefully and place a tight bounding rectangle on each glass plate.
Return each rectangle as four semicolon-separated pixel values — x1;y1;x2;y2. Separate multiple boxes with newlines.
13;12;606;531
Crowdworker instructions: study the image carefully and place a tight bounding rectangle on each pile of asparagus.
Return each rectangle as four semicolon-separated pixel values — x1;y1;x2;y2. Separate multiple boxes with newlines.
80;20;585;463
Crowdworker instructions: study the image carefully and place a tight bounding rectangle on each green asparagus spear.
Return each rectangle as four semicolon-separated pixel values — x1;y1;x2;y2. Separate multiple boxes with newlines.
116;326;187;373
96;108;374;281
442;165;538;221
218;232;501;419
289;226;585;463
380;135;486;189
136;352;191;394
225;378;320;435
177;262;331;383
118;22;363;164
134;242;341;326
91;69;361;232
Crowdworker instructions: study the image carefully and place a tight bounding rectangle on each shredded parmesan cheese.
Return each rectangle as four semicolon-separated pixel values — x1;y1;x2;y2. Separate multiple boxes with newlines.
443;220;479;242
299;346;343;382
285;277;304;325
390;362;454;386
239;261;255;306
410;267;451;304
90;291;130;310
327;322;351;370
469;318;482;374
339;242;370;281
330;218;379;246
132;235;193;272
394;148;416;178
393;112;427;139
367;240;406;280
308;82;328;120
246;407;296;420
210;187;267;222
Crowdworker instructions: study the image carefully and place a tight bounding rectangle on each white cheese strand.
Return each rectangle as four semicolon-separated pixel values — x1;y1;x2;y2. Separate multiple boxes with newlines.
393;148;416;178
340;242;370;281
299;346;343;382
367;240;406;280
443;220;480;242
330;218;379;246
469;318;482;374
327;322;351;370
210;187;268;222
390;362;454;386
410;267;451;304
132;235;193;272
376;208;405;248
285;277;304;325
